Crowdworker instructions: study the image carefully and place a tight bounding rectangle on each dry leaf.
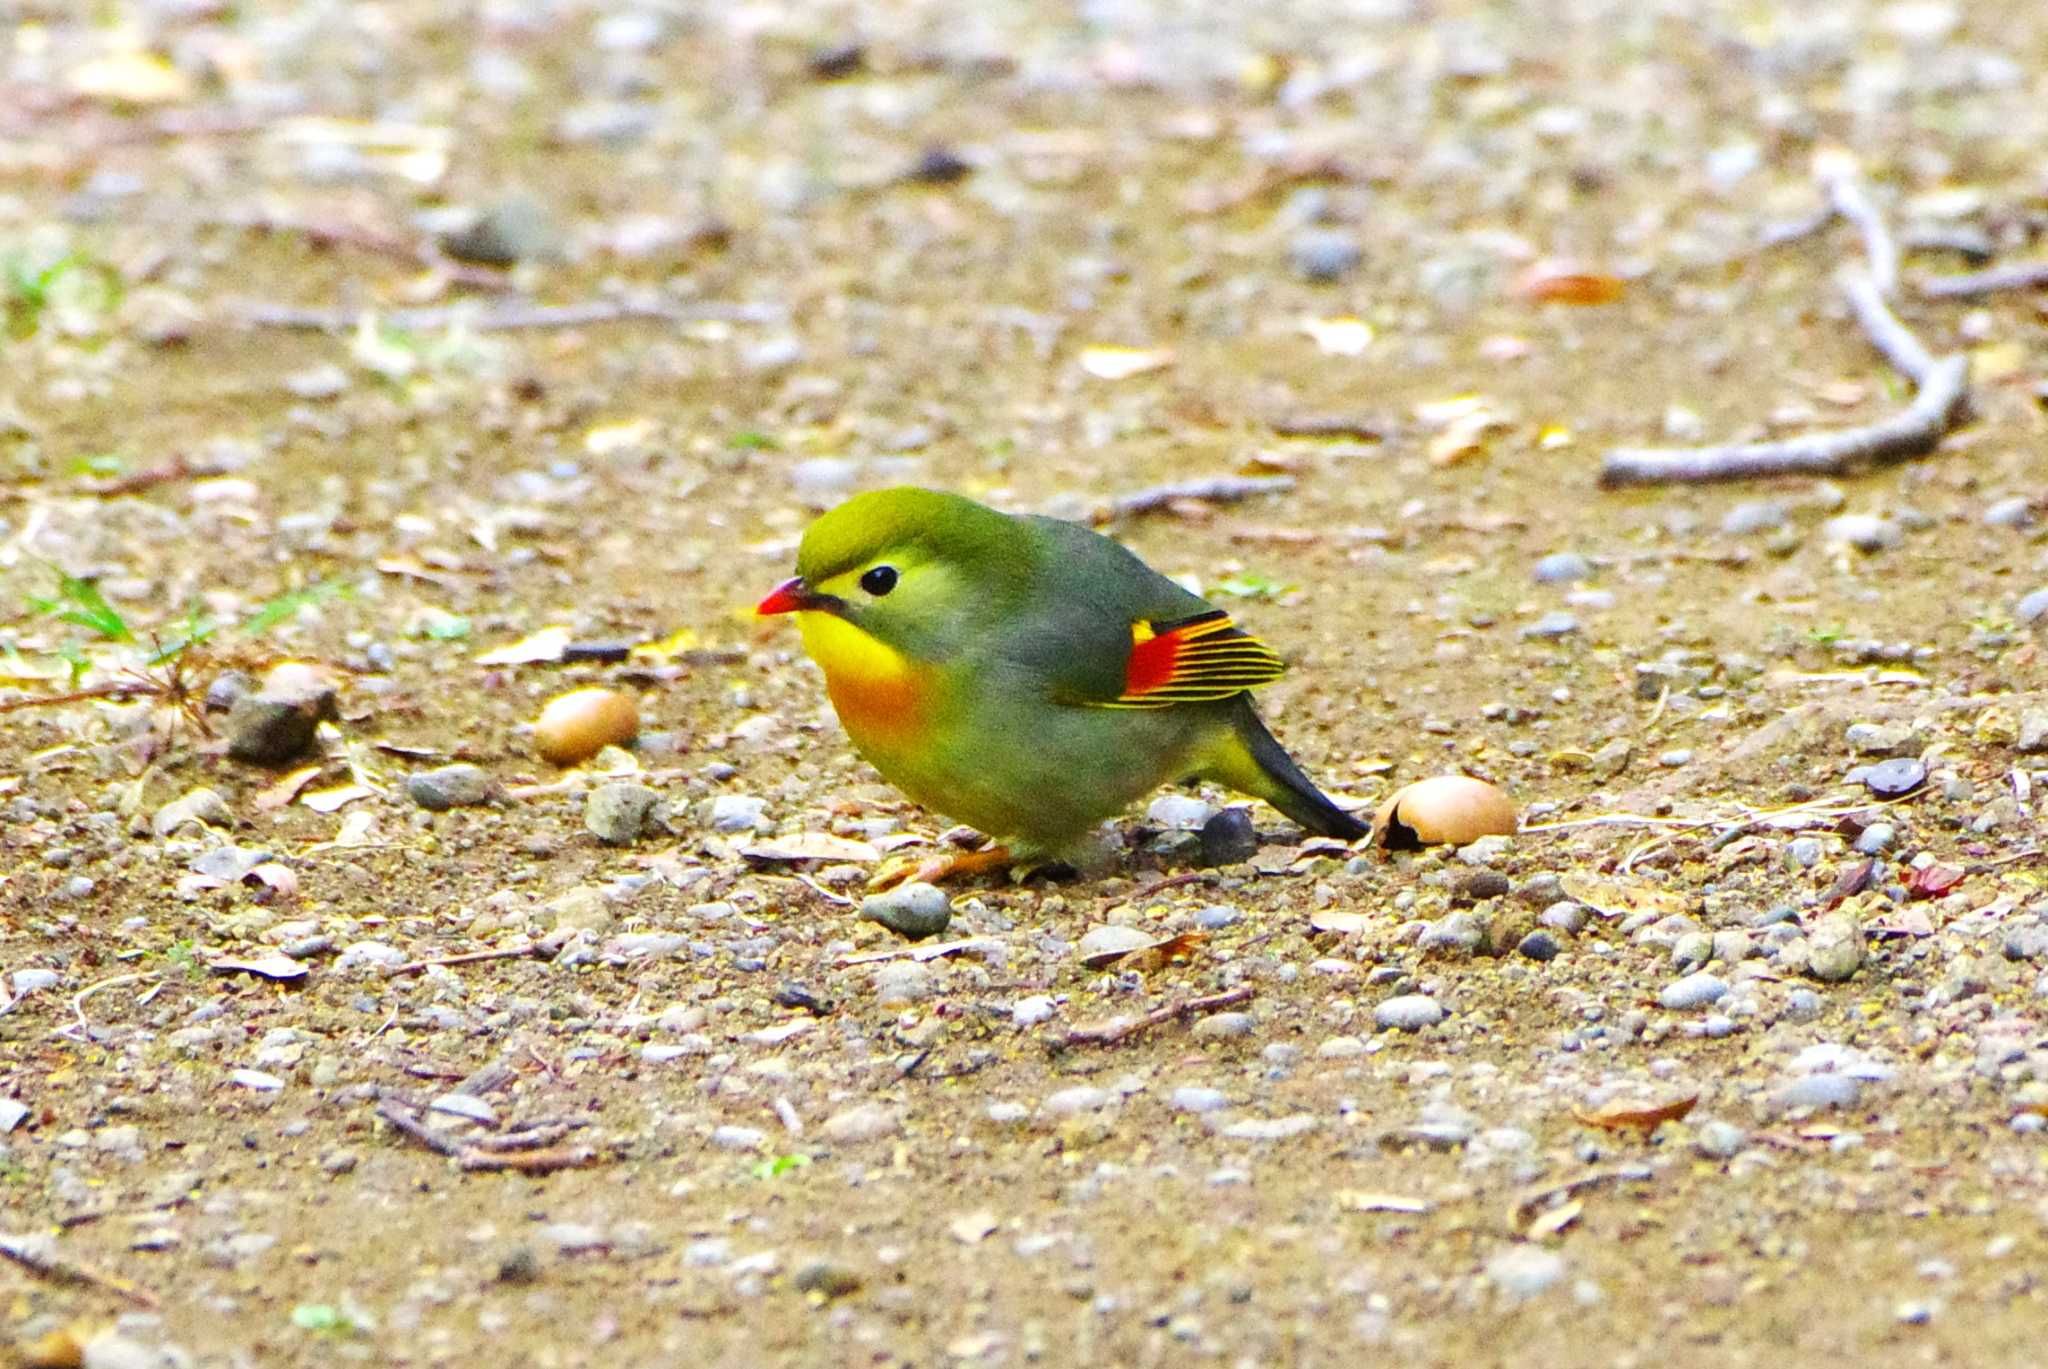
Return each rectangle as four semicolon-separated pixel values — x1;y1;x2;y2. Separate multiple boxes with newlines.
1514;262;1625;306
1525;1198;1583;1238
256;765;323;811
475;626;572;666
738;833;881;863
1079;345;1175;380
1573;1093;1698;1132
302;783;373;813
1559;874;1686;919
1310;910;1375;934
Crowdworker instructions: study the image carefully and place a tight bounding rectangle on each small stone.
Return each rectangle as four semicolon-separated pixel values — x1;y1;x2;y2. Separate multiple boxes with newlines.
11;968;61;995
1486;1245;1568;1299
707;794;769;833
441;193;559;266
1170;1086;1230;1114
1191;1012;1256;1039
1011;995;1057;1026
320;1149;359;1175
1670;932;1714;970
2002;925;2048;962
1863;757;1927;799
2016;588;2048;627
1711;930;1754;963
710;1125;766;1151
1785;837;1824;869
1693;1119;1746;1159
584;782;660;845
406;764;499;811
1769;1073;1861;1112
1194;904;1243;931
861;882;953;940
1983;495;2035;528
1807;916;1865;982
1290;228;1362;281
1148;794;1216;830
1374;994;1444;1031
151;787;231;837
81;1332;162;1369
1519;611;1579;640
1219;1114;1318;1141
1659;972;1727;1011
1532;552;1592;584
229;1069;284;1091
1419;913;1484;954
1539;901;1588;935
793;1260;863;1299
1199;808;1260;865
821;1103;900;1144
1455;869;1513;903
1040;1086;1114;1118
1516;930;1562;962
225;694;323;766
2017;711;2048;754
986;1101;1029;1124
1823;513;1901;552
1721;500;1787;536
1853;823;1897;854
871;961;936;1003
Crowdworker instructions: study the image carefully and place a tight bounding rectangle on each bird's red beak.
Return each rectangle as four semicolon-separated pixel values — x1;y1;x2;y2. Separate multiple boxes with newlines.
755;576;813;616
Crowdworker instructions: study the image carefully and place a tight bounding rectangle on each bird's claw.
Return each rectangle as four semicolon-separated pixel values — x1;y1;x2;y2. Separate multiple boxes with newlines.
867;845;1015;891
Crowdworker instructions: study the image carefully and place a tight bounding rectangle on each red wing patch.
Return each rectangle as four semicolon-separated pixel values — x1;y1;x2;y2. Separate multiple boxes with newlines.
1109;610;1286;707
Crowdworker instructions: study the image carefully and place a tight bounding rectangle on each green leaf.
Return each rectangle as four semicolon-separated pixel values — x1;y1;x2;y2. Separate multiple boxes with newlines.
290;1304;351;1334
751;1152;811;1180
1211;572;1297;601
28;570;132;642
239;578;349;638
729;430;780;451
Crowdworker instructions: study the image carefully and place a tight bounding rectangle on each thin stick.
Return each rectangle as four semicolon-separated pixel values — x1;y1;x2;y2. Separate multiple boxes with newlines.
1507;1163;1655;1230
375;1099;460;1156
236;298;687;333
83;453;234;497
1053;984;1253;1049
0;681;163;714
1128;870;1211;901
457;1146;597;1173
384;943;536;977
462;1123;576;1153
1101;476;1296;521
67;973;155;1039
1268;414;1384;441
0;1234;160;1309
1599;167;1968;489
1919;260;2048;299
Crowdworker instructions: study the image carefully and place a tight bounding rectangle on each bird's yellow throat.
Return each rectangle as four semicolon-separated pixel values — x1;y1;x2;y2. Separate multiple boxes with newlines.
797;611;929;740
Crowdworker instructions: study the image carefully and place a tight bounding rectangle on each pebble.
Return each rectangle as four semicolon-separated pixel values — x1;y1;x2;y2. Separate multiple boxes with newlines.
1289;228;1362;281
224;694;323;766
1194;904;1244;930
1806;916;1866;982
860;882;953;940
1374;995;1445;1031
1010;995;1057;1026
1532;551;1592;584
441;193;558;266
1170;1087;1230;1114
1824;513;1901;552
1659;972;1727;1011
871;961;936;1003
1418;913;1483;954
1518;611;1580;640
986;1101;1029;1124
1722;500;1787;535
793;1260;863;1299
1769;1074;1861;1111
1785;837;1824;869
1671;932;1713;969
1516;930;1562;961
1192;1012;1257;1039
820;1103;900;1144
1863;757;1927;799
1539;902;1588;934
151;787;231;837
1218;1114;1318;1141
1694;1119;1747;1159
11;968;61;995
1147;794;1216;830
406;764;499;811
1854;822;1897;853
2017;710;2048;753
1455;869;1512;902
707;795;769;833
1983;495;2034;528
81;1333;164;1369
584;782;661;845
710;1125;766;1151
1040;1086;1114;1118
1199;808;1260;865
1486;1244;1568;1299
2017;587;2048;626
229;1069;284;1091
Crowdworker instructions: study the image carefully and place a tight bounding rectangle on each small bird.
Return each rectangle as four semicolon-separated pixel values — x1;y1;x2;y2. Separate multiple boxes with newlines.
758;487;1365;881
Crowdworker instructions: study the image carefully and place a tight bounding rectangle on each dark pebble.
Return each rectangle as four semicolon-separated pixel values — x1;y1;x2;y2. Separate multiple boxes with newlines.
1455;869;1513;903
773;982;830;1014
225;695;321;766
809;43;866;79
905;147;972;184
204;670;253;713
1516;930;1562;961
496;1247;540;1284
1289;229;1362;282
1864;757;1927;799
1199;808;1260;866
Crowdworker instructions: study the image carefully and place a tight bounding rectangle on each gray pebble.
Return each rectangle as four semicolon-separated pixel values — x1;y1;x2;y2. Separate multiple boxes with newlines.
1040;1086;1115;1117
2016;587;2048;627
1721;500;1787;535
820;1103;900;1143
1199;808;1259;865
870;961;936;1002
986;1101;1029;1124
1659;972;1727;1011
1532;551;1592;584
1194;904;1243;930
1864;757;1927;800
441;193;559;266
1711;930;1754;963
1290;228;1362;281
860;881;952;940
1192;1012;1256;1039
1519;611;1580;640
2017;711;2048;754
1170;1086;1230;1114
1219;1114;1319;1141
1539;901;1588;934
1671;932;1714;969
584;782;661;845
1824;513;1901;552
406;764;499;811
1485;1244;1567;1299
1854;823;1897;853
1806;916;1865;982
710;1125;766;1151
225;694;324;766
1374;994;1444;1031
2001;925;2048;962
1983;495;2035;528
1784;988;1825;1021
793;1259;863;1299
1147;794;1216;830
151;787;231;837
1785;837;1824;869
11;968;61;995
1769;1073;1861;1111
707;794;769;833
1693;1119;1746;1159
1516;930;1562;962
1419;913;1483;954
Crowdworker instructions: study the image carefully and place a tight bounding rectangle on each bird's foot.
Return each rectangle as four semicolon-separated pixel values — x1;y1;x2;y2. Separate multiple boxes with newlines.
868;844;1015;891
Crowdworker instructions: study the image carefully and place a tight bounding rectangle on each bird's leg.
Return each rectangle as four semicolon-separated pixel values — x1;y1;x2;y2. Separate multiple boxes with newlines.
868;844;1015;891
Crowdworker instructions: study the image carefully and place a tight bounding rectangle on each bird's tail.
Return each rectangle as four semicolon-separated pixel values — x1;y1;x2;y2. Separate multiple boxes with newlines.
1202;701;1368;841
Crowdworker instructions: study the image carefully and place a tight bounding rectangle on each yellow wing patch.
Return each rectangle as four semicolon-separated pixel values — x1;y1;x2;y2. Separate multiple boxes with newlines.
1102;609;1286;709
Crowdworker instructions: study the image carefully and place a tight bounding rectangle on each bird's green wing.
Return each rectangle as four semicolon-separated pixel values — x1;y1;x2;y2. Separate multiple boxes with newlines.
998;516;1286;709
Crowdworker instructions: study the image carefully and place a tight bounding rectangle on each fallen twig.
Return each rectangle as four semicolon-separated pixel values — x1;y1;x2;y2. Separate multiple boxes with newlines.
1053;984;1253;1049
1818;159;1898;294
1267;414;1385;441
236;298;687;333
456;1145;598;1174
0;681;164;715
1918;259;2048;299
1507;1163;1655;1231
0;1233;160;1309
1127;870;1212;902
82;452;235;497
374;1099;460;1156
385;942;537;977
1101;475;1295;521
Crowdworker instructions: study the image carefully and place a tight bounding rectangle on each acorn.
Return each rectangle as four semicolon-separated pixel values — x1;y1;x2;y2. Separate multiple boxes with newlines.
533;687;638;765
1370;776;1518;851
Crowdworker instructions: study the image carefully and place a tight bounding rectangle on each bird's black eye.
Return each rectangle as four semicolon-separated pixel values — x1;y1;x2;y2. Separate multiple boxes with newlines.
859;565;898;597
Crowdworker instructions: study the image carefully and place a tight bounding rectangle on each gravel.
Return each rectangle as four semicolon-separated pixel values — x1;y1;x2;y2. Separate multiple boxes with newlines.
406;764;499;810
1374;994;1445;1031
1659;972;1728;1010
860;882;953;940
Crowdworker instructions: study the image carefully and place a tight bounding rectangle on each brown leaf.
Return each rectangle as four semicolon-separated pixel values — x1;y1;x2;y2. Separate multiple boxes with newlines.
1904;862;1966;899
1573;1094;1698;1132
1515;262;1625;306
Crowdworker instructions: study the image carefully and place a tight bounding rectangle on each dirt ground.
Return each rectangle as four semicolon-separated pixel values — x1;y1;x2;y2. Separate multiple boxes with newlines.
3;1;2048;1365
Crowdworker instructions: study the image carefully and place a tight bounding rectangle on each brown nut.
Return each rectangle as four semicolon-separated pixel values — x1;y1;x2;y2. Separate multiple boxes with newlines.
1370;775;1518;851
533;687;638;765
